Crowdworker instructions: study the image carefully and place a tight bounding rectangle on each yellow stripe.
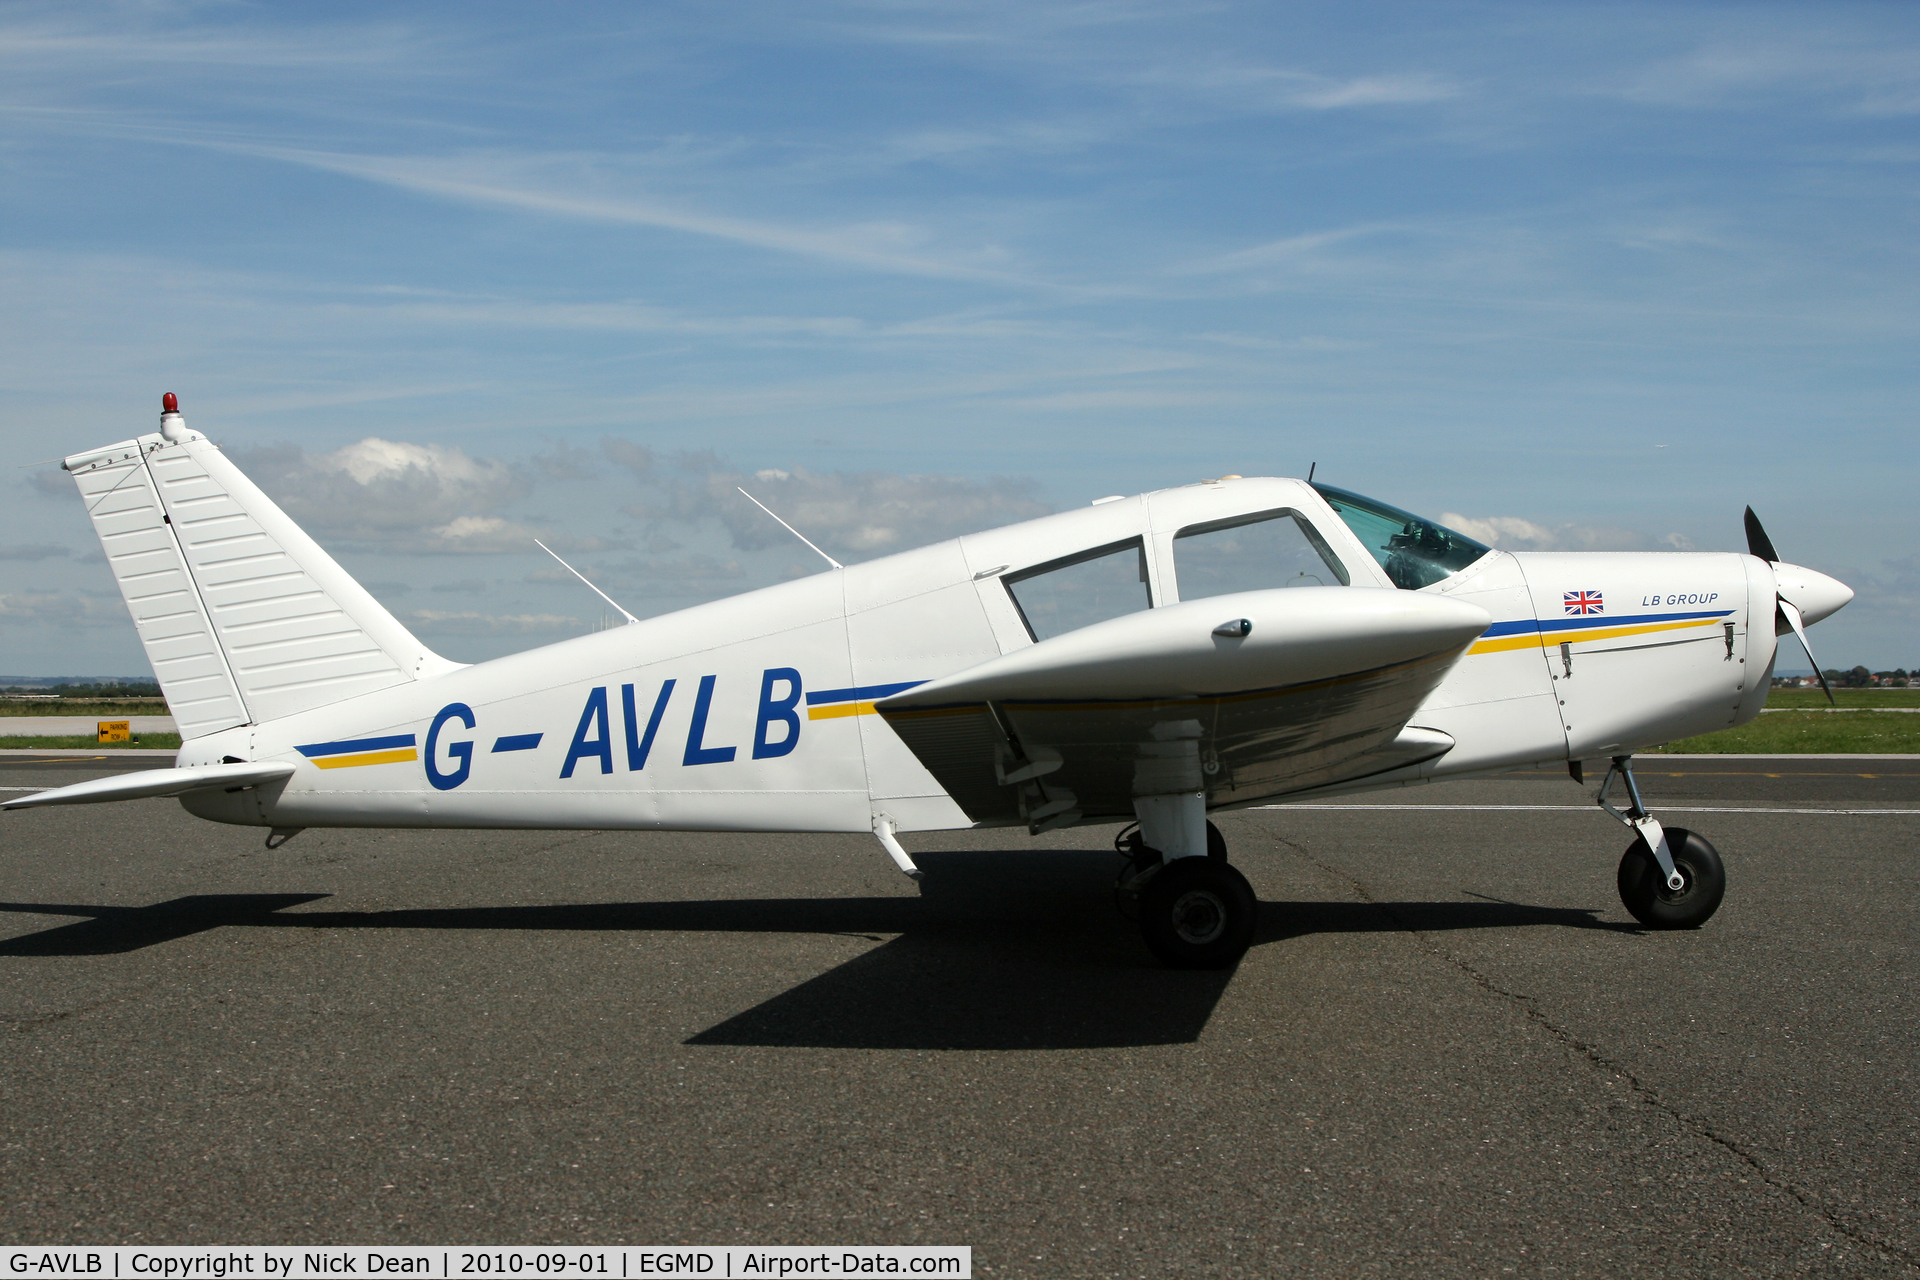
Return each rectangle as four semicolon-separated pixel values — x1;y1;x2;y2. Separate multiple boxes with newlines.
1469;616;1721;656
310;748;419;769
807;701;877;720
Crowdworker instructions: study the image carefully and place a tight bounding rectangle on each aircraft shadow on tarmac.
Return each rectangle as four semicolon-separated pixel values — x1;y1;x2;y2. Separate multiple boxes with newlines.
0;849;1626;1050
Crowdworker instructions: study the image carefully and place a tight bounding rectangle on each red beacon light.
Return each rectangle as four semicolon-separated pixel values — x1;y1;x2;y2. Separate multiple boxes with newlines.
158;392;188;443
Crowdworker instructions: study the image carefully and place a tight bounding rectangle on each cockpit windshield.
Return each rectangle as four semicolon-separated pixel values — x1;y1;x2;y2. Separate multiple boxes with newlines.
1311;483;1491;591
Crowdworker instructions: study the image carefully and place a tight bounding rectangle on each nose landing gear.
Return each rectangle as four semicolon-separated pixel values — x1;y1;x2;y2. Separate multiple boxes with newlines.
1598;755;1727;929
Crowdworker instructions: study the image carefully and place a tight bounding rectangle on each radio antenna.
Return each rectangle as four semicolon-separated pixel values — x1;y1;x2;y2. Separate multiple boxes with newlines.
736;487;842;570
1307;461;1317;483
534;540;639;624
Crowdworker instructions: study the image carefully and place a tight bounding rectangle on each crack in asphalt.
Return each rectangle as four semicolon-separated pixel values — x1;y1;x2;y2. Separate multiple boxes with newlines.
1270;831;1919;1275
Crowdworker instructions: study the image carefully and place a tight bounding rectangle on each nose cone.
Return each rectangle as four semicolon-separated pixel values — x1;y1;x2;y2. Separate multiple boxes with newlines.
1773;561;1853;627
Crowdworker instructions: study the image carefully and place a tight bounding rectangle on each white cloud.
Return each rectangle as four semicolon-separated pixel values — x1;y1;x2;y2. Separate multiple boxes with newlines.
403;609;584;637
595;555;748;589
234;438;532;550
1288;73;1462;110
668;465;1051;559
344;293;871;340
601;439;656;478
237;146;1038;286
1617;37;1920;116
1442;514;1558;550
1185;225;1396;274
1442;513;1695;553
0;590;123;625
419;514;546;555
225;433;1056;571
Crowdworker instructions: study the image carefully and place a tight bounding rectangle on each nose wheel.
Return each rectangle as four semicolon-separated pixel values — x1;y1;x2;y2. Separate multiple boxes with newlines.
1618;826;1726;929
1597;756;1728;930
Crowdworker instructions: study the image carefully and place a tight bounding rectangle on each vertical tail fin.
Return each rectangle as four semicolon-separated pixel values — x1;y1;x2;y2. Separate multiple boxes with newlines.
64;399;462;740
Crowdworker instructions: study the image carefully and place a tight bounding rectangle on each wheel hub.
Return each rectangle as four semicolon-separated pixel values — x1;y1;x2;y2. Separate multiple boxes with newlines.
1654;865;1693;903
1170;889;1227;945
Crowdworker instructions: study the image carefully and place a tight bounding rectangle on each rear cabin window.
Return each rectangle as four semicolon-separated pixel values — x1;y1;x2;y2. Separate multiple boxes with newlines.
1004;538;1152;641
1311;483;1491;591
1172;509;1349;600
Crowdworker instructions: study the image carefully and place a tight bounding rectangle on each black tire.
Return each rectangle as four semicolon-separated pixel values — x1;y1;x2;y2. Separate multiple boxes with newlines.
1617;827;1726;930
1139;857;1257;969
1114;820;1228;919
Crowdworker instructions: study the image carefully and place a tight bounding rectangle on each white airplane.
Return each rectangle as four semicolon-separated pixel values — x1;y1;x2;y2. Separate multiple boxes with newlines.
7;396;1854;968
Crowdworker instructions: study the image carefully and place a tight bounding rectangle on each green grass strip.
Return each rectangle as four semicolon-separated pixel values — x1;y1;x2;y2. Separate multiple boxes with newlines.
0;734;181;751
1651;713;1920;754
0;701;171;717
1763;688;1920;709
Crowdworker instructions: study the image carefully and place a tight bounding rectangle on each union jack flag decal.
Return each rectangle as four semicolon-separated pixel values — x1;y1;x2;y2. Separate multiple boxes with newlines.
1564;590;1604;615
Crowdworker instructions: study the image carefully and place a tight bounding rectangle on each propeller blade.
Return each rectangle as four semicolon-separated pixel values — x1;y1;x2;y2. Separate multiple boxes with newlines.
1778;597;1836;706
1744;506;1781;563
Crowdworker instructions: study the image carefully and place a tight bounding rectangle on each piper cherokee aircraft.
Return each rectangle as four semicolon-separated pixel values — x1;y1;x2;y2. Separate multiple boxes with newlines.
6;395;1855;968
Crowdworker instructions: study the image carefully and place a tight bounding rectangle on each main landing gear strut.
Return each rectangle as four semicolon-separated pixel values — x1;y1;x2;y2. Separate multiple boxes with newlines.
1115;793;1256;969
1596;755;1727;930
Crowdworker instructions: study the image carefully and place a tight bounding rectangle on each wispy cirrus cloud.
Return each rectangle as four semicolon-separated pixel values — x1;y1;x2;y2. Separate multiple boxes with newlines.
237;146;1039;287
1145;63;1465;114
1615;35;1920;116
1288;73;1462;109
1180;224;1403;275
0;12;432;72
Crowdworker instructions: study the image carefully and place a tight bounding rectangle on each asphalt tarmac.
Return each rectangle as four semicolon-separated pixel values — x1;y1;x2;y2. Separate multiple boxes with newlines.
1;756;1915;1277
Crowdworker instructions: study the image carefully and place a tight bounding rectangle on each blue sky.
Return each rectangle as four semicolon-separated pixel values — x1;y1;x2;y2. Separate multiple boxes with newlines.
2;0;1915;673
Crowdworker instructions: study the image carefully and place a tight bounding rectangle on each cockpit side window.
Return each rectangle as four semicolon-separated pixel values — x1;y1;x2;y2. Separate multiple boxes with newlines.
1004;537;1152;641
1311;483;1491;590
1173;509;1349;601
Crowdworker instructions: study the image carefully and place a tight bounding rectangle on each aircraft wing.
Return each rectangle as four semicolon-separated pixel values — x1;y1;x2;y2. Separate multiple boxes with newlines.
876;587;1489;831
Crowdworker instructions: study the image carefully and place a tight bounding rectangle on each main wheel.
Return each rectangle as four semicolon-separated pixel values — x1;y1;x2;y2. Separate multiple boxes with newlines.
1139;857;1257;969
1114;821;1229;920
1617;827;1726;930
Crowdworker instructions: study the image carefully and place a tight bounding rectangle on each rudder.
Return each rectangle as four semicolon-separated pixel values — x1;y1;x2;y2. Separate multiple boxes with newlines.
64;400;462;740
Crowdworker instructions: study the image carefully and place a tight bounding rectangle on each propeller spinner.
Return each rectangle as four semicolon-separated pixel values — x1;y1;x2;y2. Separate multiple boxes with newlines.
1744;507;1854;705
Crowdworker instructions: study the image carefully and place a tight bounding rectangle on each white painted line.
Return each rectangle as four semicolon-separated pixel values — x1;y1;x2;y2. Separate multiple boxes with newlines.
1641;753;1920;759
1760;707;1920;713
1262;804;1920;816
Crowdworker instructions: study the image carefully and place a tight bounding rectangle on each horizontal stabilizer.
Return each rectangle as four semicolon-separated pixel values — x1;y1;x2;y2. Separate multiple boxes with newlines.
2;761;295;811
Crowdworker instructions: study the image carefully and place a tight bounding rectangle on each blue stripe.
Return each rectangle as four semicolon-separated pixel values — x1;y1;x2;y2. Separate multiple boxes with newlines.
296;733;416;759
491;733;543;753
805;680;925;706
1481;609;1733;639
